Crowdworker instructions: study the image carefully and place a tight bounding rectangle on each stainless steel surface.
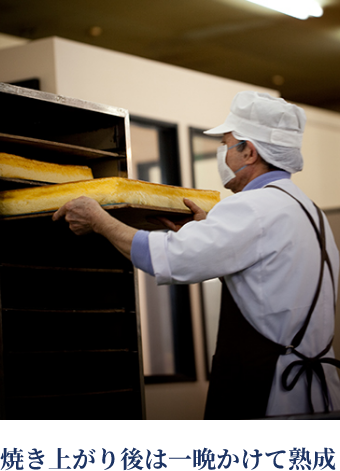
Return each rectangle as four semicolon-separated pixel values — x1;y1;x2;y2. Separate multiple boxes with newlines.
0;82;128;119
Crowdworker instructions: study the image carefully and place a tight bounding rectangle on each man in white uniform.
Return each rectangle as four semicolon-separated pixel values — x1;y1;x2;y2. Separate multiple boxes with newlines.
53;91;340;419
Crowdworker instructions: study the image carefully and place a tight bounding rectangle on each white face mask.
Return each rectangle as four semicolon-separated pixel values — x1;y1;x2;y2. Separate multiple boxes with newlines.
217;142;247;186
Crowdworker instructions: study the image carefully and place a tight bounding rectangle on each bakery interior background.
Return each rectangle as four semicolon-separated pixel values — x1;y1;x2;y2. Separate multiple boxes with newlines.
0;0;340;421
1;0;340;112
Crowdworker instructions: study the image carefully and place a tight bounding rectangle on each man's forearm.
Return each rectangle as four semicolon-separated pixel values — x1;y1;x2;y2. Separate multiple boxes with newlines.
92;209;138;260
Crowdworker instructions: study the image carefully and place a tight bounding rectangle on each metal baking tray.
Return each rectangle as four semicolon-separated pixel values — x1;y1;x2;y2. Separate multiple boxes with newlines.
0;203;194;231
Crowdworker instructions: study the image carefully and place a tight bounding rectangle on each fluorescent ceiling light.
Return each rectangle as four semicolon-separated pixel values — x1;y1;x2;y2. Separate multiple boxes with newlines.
245;0;323;20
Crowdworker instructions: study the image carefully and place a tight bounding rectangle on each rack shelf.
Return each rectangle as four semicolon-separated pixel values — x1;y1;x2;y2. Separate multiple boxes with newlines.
0;132;123;160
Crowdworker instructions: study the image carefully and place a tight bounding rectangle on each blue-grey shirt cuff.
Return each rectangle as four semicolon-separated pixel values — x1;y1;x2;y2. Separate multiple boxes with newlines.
131;230;155;276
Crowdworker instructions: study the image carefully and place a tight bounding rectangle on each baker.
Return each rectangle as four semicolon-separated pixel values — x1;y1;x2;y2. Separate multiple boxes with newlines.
53;91;340;419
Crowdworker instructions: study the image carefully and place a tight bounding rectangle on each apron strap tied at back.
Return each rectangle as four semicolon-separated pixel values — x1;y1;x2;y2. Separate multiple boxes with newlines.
265;184;339;413
282;340;340;413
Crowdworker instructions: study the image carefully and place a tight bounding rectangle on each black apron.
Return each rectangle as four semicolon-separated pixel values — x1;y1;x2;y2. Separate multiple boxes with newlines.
204;186;340;420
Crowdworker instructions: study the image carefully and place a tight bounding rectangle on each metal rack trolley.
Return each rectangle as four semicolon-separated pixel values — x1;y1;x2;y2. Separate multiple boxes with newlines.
0;83;145;419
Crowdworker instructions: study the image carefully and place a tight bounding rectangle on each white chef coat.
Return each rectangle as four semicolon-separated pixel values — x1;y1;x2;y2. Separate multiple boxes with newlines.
147;176;340;416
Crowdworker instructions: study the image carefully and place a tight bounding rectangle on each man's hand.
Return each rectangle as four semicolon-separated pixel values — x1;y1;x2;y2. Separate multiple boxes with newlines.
158;198;207;232
52;196;107;235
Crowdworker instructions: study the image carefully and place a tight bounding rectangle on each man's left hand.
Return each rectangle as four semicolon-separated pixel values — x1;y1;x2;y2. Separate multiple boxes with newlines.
158;198;207;232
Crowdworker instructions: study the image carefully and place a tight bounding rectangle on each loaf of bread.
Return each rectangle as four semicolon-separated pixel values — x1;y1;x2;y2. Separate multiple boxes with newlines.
0;152;93;183
0;177;220;216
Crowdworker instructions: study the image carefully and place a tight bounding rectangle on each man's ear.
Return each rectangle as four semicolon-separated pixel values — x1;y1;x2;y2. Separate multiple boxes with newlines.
244;141;258;164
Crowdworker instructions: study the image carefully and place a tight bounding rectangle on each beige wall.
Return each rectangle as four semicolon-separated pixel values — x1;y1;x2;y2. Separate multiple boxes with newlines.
1;36;340;418
0;36;57;92
0;37;278;189
0;33;28;49
293;105;340;209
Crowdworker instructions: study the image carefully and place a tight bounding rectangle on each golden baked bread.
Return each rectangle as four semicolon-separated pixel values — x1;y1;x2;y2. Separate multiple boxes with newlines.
0;177;220;216
0;152;93;183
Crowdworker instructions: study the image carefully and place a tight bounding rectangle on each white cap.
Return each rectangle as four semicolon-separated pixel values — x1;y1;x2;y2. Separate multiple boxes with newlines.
204;91;306;173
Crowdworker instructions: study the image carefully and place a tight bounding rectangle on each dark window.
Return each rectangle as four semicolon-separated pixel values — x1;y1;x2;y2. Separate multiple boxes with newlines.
130;117;196;383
